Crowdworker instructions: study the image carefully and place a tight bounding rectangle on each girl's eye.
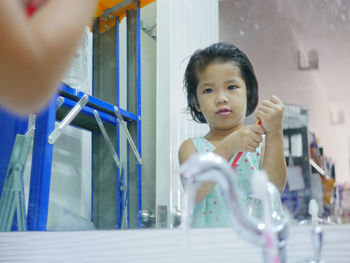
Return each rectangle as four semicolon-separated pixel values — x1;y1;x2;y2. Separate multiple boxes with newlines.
228;85;238;90
203;88;213;94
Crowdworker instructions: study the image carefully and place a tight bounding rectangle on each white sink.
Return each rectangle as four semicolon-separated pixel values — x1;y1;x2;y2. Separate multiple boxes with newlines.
0;225;349;262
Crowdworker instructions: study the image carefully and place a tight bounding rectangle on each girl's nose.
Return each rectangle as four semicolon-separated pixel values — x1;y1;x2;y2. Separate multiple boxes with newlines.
216;92;228;104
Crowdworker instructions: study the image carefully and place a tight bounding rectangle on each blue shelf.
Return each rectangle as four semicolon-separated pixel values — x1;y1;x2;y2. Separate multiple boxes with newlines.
0;0;143;231
59;83;138;123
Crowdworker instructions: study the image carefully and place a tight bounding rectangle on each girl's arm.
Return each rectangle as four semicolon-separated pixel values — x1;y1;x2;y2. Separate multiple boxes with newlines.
0;0;98;114
260;131;286;192
256;96;287;193
179;139;217;204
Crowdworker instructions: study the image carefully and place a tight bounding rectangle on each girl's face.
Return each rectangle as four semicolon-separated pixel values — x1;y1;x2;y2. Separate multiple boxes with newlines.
195;61;247;131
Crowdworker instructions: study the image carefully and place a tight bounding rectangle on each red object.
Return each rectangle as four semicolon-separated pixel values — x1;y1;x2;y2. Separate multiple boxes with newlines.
231;118;262;169
26;2;37;17
231;152;243;169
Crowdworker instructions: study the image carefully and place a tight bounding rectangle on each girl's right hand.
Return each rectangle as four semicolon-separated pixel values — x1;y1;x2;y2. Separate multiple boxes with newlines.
229;124;264;153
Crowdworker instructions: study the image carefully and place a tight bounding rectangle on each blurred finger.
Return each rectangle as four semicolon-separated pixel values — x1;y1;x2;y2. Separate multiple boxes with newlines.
258;105;273;113
247;145;256;152
250;123;265;135
255;110;267;120
251;133;263;144
262;100;276;108
270;95;282;104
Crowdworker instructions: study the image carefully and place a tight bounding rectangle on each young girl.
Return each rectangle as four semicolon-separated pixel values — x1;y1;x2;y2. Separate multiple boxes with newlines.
178;42;286;227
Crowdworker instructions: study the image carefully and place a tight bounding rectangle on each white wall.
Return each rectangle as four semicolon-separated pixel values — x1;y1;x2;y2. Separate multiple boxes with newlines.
156;0;218;226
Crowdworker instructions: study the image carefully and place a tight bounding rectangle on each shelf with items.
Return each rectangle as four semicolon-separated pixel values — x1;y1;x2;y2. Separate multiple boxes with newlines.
336;184;350;223
281;103;337;223
279;104;338;224
282;126;311;221
308;131;336;221
280;104;311;220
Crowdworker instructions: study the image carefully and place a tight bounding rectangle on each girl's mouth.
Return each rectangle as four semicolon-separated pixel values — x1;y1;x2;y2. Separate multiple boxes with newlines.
217;108;232;116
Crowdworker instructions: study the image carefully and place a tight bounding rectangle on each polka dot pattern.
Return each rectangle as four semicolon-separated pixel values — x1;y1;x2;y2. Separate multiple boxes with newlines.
191;136;263;227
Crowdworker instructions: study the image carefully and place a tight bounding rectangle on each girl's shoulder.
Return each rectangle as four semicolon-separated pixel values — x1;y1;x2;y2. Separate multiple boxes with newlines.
178;138;197;164
179;137;207;151
179;137;214;160
179;138;196;152
179;138;195;148
191;137;215;153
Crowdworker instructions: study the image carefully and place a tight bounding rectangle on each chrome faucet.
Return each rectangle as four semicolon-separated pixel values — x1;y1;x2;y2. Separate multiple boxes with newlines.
180;153;288;263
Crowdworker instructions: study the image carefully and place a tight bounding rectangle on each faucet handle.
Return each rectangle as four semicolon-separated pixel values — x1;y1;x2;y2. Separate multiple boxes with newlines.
294;226;324;263
311;226;324;263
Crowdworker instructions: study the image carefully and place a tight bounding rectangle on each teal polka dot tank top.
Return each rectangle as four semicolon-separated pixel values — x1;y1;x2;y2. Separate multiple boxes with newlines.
191;137;263;227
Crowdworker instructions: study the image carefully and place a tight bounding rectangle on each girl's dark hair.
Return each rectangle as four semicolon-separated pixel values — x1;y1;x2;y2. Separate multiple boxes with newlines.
184;42;258;123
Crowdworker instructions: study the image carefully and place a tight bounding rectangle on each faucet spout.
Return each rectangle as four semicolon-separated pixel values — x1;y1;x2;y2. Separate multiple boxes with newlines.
180;153;288;263
180;153;264;244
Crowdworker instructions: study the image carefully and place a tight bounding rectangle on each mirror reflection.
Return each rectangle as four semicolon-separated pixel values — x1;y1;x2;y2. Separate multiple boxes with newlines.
1;0;350;233
218;0;350;226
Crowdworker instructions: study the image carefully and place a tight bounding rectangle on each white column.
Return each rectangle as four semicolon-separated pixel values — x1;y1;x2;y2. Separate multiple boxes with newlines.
156;0;218;227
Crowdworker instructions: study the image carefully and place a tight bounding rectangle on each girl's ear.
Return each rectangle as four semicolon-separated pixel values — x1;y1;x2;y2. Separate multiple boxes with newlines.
193;97;201;112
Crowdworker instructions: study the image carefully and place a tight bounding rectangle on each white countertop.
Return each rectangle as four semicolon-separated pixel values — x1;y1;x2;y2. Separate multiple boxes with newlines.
0;224;349;262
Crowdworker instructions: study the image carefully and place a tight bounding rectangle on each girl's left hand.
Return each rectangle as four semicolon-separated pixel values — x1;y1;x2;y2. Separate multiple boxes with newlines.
255;95;285;134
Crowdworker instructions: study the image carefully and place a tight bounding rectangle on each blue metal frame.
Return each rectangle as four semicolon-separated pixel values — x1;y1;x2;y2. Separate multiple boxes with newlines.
1;1;143;231
60;84;137;122
60;96;117;127
91;21;95;224
126;9;131;228
115;16;121;228
136;0;142;228
125;0;142;229
126;1;142;228
27;97;56;231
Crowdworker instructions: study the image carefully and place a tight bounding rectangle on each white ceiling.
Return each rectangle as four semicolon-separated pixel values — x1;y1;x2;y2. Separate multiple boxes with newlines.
219;0;350;103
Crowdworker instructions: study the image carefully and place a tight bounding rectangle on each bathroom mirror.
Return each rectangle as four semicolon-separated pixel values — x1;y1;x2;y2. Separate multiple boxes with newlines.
1;0;350;232
168;0;350;230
